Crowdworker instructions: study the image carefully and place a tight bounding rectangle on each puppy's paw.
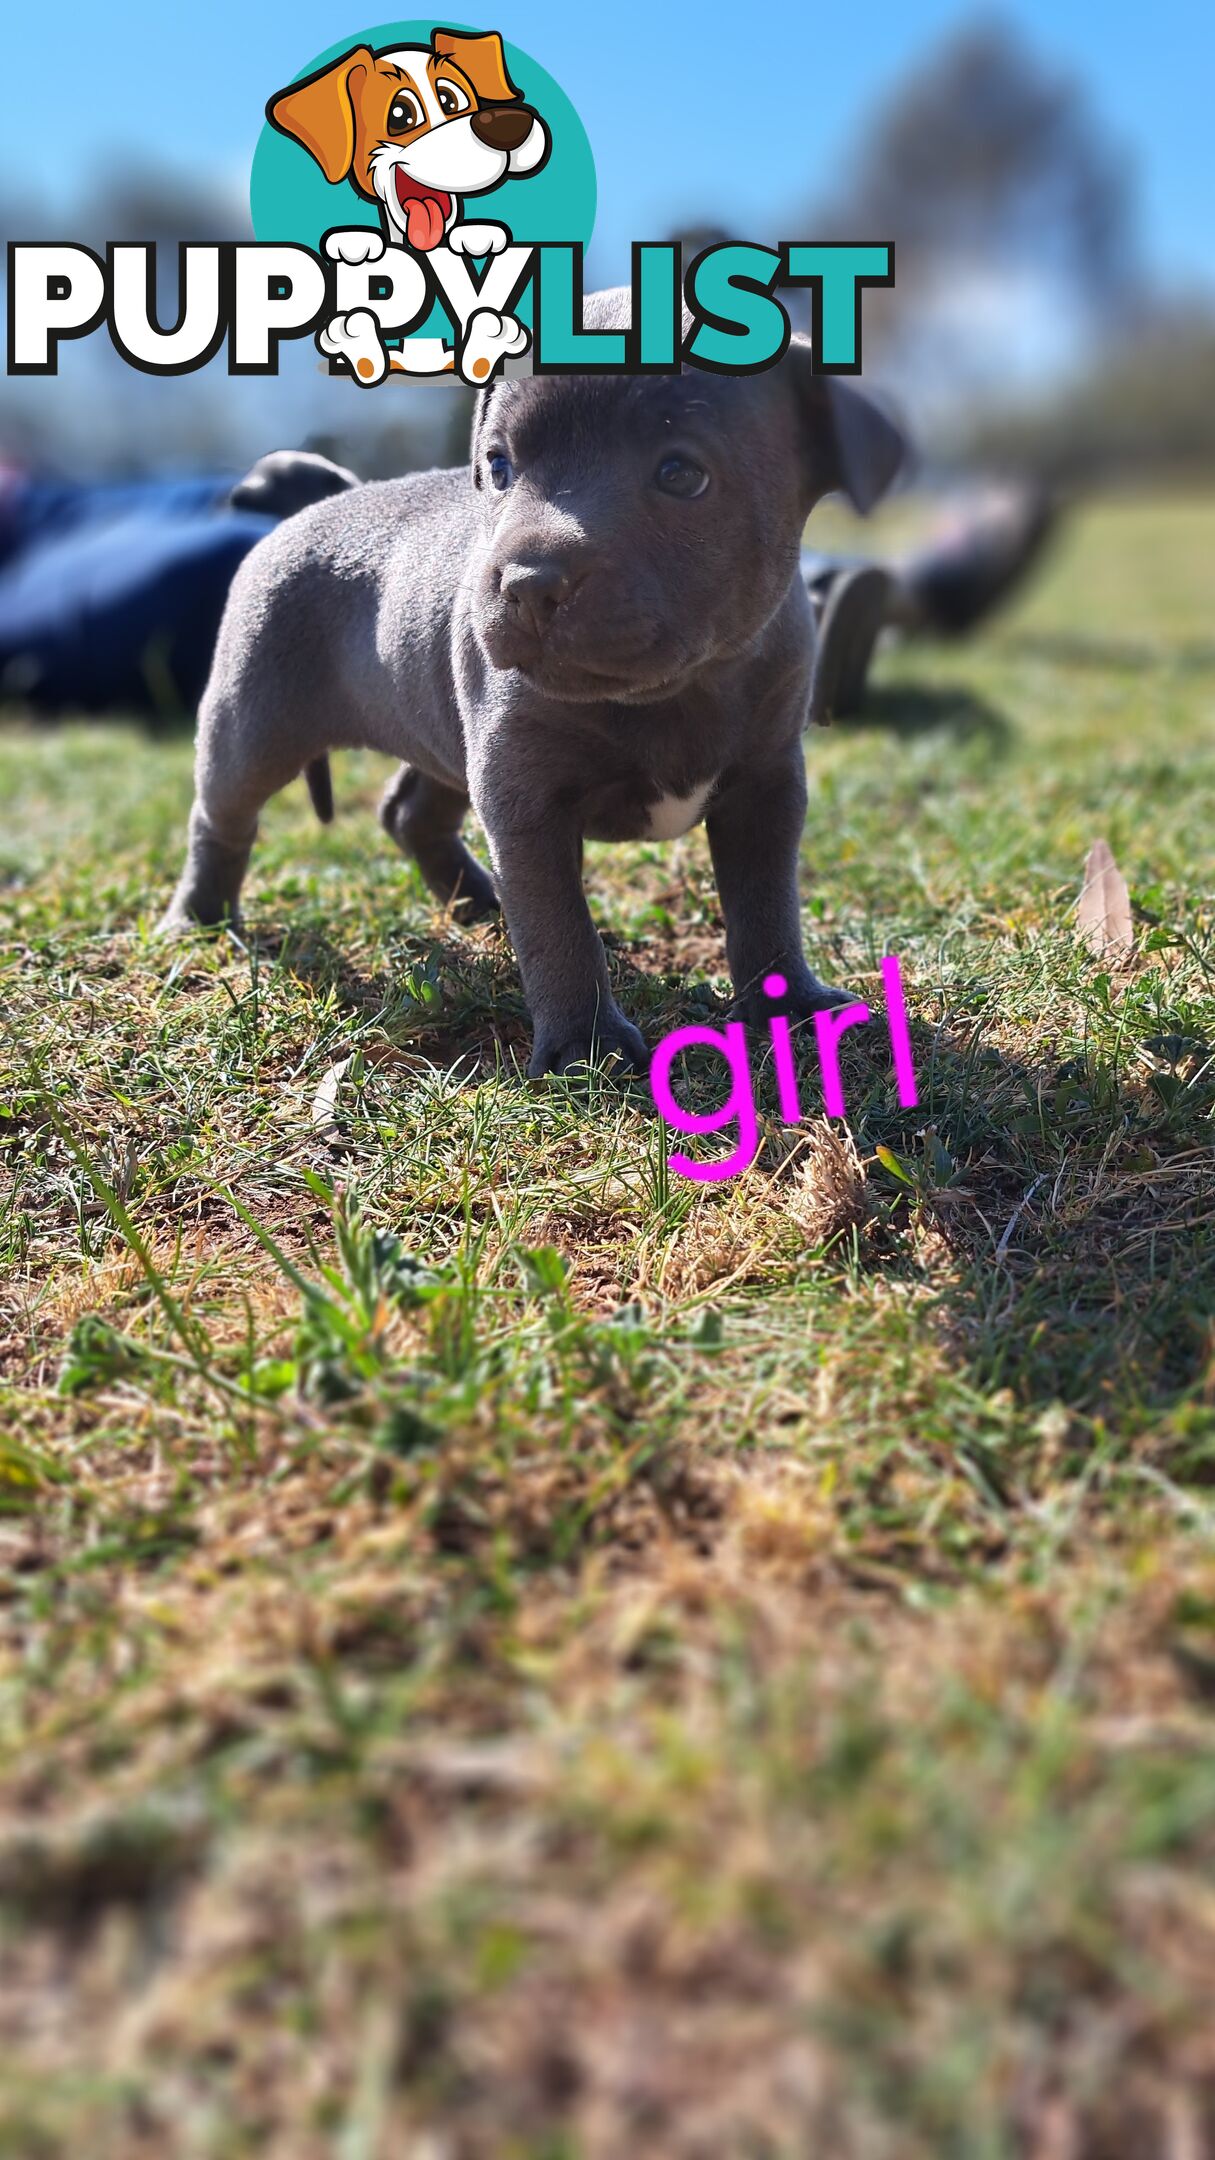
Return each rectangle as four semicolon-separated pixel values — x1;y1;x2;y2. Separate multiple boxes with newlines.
447;866;501;923
528;1009;649;1080
318;309;387;384
446;222;509;258
732;968;855;1026
323;228;386;266
155;896;243;939
458;308;529;385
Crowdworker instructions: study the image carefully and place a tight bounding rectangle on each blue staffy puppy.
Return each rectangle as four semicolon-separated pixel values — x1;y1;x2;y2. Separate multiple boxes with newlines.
161;290;905;1075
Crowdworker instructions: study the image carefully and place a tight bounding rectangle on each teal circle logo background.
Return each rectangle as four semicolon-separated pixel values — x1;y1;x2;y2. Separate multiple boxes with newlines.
250;23;596;343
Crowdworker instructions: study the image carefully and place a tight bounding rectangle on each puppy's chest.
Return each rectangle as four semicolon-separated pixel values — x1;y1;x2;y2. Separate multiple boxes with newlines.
579;771;719;845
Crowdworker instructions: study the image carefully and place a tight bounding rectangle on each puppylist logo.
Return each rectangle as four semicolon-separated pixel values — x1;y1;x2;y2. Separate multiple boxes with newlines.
6;21;894;388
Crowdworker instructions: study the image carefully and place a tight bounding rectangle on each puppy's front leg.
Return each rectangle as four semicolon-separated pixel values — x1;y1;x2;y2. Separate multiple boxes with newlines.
323;228;386;268
318;309;390;385
446;223;509;258
476;790;646;1077
318;310;455;381
457;308;529;386
707;740;849;1022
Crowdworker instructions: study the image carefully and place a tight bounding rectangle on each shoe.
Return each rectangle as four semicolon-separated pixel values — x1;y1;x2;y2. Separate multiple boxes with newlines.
898;485;1059;638
808;564;894;724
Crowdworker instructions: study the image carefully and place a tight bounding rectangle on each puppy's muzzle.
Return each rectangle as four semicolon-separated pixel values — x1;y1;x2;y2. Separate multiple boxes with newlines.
499;556;586;642
471;105;536;152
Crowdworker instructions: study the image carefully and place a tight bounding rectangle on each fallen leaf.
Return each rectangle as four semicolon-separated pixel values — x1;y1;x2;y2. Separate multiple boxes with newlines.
1077;838;1132;957
310;1043;432;1149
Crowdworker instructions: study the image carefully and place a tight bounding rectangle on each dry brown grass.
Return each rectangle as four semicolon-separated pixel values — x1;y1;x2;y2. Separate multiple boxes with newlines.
1;495;1214;2152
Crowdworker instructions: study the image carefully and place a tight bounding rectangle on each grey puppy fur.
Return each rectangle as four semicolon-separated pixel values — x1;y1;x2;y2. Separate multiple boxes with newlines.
162;290;905;1076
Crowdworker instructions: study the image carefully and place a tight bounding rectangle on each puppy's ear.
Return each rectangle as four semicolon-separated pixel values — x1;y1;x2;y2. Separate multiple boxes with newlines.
432;28;521;104
267;47;374;185
788;337;907;515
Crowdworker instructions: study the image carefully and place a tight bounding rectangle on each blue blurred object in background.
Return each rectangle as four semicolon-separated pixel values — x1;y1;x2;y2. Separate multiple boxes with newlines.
0;475;271;716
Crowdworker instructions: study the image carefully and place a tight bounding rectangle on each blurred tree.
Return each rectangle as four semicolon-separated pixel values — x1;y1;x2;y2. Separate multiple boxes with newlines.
959;301;1215;480
818;18;1137;331
667;223;734;276
662;23;1141;401
96;166;250;246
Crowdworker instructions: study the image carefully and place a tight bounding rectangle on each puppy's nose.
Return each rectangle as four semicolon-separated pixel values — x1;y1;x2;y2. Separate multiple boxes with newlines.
471;105;535;153
500;558;582;638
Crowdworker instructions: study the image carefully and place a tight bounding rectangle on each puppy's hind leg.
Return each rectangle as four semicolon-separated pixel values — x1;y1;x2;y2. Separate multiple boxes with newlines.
160;686;313;933
379;766;499;922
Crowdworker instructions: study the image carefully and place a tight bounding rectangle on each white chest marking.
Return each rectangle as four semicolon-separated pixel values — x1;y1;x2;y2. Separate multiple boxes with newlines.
645;777;716;840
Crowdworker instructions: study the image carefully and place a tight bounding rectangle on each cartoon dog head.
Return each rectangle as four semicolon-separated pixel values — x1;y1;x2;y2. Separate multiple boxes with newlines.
268;28;549;253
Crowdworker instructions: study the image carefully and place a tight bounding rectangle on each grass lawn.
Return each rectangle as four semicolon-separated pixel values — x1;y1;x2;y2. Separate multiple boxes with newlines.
1;490;1214;2157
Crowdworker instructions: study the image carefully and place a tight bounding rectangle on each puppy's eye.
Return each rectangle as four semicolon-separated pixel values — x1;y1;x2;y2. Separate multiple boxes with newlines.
435;78;470;117
655;455;709;499
487;452;513;491
387;92;424;134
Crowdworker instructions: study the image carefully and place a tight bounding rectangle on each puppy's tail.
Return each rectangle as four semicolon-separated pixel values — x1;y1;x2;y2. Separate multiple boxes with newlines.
305;756;335;824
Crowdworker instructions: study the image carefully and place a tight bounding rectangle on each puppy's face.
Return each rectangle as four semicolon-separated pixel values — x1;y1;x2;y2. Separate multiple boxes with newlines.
268;33;549;254
471;369;803;704
470;319;905;706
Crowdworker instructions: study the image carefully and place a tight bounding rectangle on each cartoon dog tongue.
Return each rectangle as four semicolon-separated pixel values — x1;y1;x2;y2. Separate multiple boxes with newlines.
394;174;451;252
405;194;447;251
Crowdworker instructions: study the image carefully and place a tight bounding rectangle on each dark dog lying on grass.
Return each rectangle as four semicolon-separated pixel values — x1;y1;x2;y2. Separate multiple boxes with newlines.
162;289;906;1075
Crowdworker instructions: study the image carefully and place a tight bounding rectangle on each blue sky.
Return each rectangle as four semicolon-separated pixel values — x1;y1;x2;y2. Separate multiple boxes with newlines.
2;0;1212;292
